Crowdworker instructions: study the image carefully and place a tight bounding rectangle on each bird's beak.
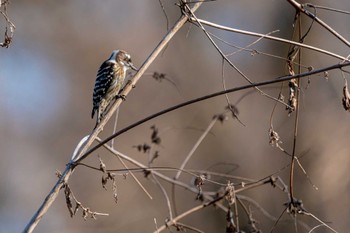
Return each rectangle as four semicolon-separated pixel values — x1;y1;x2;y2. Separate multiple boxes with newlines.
130;63;138;71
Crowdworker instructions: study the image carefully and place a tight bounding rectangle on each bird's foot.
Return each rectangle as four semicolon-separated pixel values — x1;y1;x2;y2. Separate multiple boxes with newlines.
116;94;126;101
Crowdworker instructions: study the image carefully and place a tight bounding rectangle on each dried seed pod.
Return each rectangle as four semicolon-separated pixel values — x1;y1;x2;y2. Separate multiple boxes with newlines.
342;81;350;111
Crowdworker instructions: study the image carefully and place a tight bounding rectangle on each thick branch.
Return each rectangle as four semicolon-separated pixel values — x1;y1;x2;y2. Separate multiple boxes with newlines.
22;2;203;233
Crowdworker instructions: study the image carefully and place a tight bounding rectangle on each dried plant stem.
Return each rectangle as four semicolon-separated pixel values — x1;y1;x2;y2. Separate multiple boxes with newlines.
305;3;350;15
289;16;302;204
287;0;350;47
153;193;227;233
23;2;203;232
186;6;289;109
152;174;173;220
303;212;338;233
101;145;200;194
174;117;218;180
102;144;279;196
101;139;153;200
148;145;173;219
237;195;277;221
111;108;119;148
191;18;348;61
173;222;204;233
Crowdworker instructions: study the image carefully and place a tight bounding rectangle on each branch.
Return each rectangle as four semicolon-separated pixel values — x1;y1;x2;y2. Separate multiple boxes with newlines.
154;193;227;233
287;0;350;47
190;17;348;61
174;117;218;180
22;2;203;232
78;61;350;159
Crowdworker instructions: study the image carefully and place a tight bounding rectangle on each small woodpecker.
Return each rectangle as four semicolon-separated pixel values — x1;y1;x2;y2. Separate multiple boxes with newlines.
91;50;137;126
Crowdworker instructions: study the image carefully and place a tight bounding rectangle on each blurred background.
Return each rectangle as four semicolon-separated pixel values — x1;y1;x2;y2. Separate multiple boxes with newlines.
0;0;349;232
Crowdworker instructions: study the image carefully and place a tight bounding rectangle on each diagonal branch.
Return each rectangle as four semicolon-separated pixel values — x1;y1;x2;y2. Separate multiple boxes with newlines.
287;0;350;47
22;2;203;233
153;193;227;233
175;117;218;180
190;17;348;61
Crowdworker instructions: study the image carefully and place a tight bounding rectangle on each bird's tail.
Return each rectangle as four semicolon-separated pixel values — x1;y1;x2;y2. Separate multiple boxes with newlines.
91;108;96;119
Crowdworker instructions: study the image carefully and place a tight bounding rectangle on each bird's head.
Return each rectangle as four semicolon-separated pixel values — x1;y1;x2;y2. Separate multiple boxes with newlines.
110;50;137;71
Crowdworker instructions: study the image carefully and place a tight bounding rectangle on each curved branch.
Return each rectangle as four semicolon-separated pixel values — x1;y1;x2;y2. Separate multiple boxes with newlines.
78;61;350;161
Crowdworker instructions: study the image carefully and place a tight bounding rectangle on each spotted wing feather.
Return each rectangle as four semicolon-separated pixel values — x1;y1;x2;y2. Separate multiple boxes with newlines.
91;61;116;118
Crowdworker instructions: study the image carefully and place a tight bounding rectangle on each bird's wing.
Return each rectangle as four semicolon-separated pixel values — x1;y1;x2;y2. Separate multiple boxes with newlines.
91;61;115;117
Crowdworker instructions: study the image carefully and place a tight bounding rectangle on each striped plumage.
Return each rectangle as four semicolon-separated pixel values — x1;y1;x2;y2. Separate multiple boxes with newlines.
92;50;136;125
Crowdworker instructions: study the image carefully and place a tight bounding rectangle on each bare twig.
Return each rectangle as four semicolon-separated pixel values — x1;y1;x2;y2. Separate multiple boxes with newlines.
111;108;119;148
237;195;277;221
288;12;303;208
173;222;204;233
154;193;227;233
158;0;169;31
96;138;153;200
190;17;348;61
174;117;218;180
152;174;173;220
226;30;280;57
147;141;173;219
209;31;312;70
0;0;15;48
287;0;350;47
185;4;291;109
221;59;245;126
303;212;338;233
305;3;350;15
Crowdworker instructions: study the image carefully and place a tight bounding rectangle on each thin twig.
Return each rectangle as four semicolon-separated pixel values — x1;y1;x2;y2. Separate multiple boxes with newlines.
148;144;173;219
96;138;153;200
270;206;288;233
154;193;227;233
190;17;348;61
289;12;303;208
237;195;277;221
221;59;245;126
226;30;280;57
174;117;218;180
0;0;15;48
111;108;119;148
305;3;350;15
158;0;169;31
174;222;205;233
209;31;312;69
303;212;338;233
287;0;350;47
152;174;173;220
186;5;291;109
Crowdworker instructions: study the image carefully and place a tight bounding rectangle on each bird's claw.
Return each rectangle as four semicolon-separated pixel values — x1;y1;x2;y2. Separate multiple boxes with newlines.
116;94;126;101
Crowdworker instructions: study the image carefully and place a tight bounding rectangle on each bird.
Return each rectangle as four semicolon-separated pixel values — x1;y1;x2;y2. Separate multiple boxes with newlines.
91;50;137;126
